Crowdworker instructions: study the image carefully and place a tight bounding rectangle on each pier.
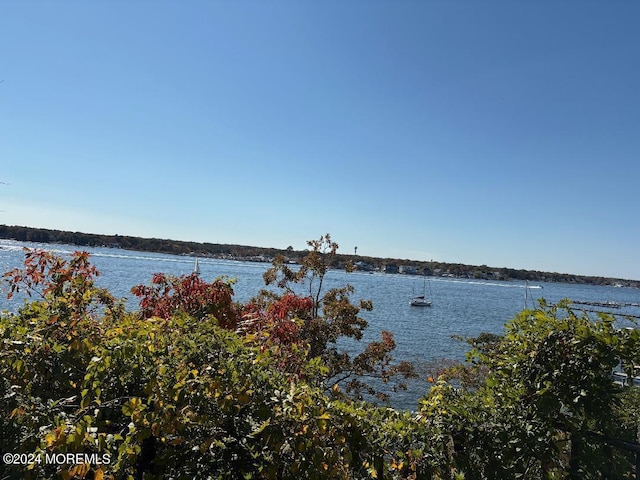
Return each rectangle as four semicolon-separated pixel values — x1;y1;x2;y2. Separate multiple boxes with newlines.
571;300;640;309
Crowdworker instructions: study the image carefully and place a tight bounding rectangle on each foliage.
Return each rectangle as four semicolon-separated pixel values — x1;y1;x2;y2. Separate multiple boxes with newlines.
0;245;423;479
131;272;239;328
257;234;416;401
2;245;640;479
3;248;122;324
419;300;640;479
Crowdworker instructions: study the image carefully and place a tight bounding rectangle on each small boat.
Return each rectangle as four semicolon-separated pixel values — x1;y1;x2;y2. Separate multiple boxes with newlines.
410;294;432;307
410;275;432;307
193;257;201;275
523;280;541;309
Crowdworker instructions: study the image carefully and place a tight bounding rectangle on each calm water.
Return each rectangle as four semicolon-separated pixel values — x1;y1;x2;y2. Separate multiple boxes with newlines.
2;239;639;410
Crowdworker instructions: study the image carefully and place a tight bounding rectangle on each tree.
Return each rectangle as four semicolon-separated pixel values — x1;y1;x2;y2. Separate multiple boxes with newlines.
420;300;640;478
130;272;239;328
0;247;423;479
255;234;416;401
4;246;639;479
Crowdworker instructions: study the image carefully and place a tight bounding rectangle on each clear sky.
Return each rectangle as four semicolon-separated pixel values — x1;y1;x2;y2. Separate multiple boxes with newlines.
1;1;639;280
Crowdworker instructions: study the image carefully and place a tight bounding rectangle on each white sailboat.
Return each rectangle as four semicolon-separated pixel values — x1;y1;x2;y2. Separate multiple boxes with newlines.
523;280;539;309
193;257;201;276
410;275;432;307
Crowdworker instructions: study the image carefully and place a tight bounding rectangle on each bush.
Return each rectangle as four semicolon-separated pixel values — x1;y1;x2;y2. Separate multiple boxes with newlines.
3;246;640;479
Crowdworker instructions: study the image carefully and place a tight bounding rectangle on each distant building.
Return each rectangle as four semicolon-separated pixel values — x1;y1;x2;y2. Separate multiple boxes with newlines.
355;261;373;272
383;264;399;274
399;265;417;275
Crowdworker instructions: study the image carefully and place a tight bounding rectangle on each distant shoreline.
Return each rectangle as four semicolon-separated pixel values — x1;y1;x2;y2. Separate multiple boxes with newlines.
1;224;638;287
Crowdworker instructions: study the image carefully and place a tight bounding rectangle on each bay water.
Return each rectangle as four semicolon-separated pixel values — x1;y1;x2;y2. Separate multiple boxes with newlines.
2;239;638;410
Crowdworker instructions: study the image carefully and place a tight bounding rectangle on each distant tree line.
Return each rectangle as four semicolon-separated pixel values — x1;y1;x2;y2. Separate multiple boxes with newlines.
0;225;285;259
0;224;637;287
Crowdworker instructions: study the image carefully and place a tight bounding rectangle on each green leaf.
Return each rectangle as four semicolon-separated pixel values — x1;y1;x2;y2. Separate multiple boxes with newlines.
249;418;271;437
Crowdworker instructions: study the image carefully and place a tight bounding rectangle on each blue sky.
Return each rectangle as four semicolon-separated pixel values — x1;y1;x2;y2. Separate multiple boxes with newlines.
1;1;639;279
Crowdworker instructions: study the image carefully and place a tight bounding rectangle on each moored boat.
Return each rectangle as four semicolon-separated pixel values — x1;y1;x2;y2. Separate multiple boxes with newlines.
410;295;432;307
193;257;201;275
410;275;433;307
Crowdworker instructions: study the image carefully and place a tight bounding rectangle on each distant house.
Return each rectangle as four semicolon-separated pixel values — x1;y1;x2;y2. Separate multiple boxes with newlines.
399;265;417;275
355;261;373;272
383;264;399;274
